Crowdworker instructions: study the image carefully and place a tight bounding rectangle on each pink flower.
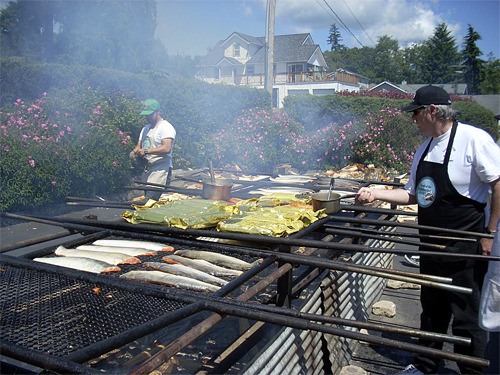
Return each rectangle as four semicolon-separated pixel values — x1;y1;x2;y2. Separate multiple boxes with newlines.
92;106;103;116
28;159;36;168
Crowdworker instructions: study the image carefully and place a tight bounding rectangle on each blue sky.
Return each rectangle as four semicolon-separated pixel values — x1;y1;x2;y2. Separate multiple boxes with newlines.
156;0;500;59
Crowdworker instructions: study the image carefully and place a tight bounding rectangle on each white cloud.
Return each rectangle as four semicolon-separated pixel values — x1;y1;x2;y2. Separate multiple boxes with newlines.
272;0;463;49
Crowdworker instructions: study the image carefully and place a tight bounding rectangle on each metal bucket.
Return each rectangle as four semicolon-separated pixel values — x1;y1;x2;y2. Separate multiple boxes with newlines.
202;178;233;201
311;192;357;214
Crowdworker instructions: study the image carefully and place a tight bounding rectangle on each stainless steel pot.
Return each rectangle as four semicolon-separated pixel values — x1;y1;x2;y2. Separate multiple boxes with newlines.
202;178;233;201
311;192;357;214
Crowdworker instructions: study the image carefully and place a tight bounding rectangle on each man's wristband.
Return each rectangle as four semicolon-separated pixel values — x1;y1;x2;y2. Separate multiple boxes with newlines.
485;228;497;234
144;149;149;155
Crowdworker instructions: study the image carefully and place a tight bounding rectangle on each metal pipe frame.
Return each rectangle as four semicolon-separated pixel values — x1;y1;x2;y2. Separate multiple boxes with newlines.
0;252;486;373
331;215;495;239
5;212;497;263
341;204;417;217
325;223;477;243
324;226;464;251
1;213;473;292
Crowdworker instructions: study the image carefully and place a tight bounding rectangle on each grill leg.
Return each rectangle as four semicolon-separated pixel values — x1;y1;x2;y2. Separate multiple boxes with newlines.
276;245;293;307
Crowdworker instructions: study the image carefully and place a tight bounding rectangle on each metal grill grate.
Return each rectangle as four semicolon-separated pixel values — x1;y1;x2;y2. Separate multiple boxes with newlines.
0;263;187;356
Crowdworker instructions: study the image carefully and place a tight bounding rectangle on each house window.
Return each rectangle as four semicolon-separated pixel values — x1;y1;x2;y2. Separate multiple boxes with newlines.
288;64;303;73
246;65;254;75
234;43;240;57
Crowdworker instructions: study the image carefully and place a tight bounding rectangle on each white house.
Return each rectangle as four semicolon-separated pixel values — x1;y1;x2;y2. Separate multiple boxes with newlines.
196;32;363;107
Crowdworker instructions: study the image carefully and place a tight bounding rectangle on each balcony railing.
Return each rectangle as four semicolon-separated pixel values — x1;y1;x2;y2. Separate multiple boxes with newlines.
205;72;333;86
201;71;361;87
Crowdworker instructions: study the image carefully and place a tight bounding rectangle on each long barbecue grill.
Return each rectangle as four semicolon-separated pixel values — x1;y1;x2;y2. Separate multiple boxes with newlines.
1;173;494;374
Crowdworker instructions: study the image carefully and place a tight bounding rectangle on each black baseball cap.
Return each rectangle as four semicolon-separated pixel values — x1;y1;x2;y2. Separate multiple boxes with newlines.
402;85;452;112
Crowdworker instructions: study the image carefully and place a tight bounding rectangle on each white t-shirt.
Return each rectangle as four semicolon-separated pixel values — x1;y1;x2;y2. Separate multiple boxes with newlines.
405;122;500;204
140;119;176;168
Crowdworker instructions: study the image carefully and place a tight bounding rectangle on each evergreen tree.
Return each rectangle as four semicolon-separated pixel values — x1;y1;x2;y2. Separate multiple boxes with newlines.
461;25;483;94
420;23;460;83
327;23;345;52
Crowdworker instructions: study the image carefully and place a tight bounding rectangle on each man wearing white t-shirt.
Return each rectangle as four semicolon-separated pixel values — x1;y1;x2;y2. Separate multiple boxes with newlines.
131;99;176;200
356;85;500;375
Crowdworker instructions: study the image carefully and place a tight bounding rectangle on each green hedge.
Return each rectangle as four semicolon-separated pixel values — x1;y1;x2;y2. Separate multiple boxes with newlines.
1;58;497;211
283;92;498;140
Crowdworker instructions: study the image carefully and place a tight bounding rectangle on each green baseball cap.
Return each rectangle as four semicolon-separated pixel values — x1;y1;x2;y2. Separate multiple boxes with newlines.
140;99;160;115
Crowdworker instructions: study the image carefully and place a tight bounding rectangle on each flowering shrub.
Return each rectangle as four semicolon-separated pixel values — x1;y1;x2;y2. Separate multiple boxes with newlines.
305;107;423;173
206;108;308;173
207;106;423;175
350;107;424;172
0;90;137;211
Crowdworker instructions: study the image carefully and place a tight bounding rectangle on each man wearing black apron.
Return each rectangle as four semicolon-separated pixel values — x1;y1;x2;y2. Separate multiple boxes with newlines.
356;85;500;374
413;121;487;374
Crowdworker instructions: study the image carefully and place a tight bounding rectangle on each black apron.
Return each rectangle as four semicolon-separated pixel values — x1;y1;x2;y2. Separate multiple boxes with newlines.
415;121;485;255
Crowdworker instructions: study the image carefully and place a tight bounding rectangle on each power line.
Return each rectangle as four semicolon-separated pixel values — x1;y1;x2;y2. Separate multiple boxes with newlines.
340;0;376;47
322;0;364;48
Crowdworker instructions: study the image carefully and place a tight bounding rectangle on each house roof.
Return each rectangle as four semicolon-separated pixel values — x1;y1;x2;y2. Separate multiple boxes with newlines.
369;81;469;95
215;56;243;67
368;81;406;93
222;32;262;47
399;83;468;95
248;34;320;64
198;32;326;67
472;95;500;115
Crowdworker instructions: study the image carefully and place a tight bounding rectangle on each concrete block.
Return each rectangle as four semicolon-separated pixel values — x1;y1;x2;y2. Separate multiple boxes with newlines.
372;300;396;317
387;279;421;289
339;365;368;375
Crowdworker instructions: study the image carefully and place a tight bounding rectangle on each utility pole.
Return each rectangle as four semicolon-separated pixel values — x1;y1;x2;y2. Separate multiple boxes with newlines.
264;0;276;98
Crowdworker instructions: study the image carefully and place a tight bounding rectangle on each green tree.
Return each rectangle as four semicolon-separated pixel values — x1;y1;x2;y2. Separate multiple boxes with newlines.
401;44;427;83
0;1;19;56
325;46;375;77
0;0;57;61
0;0;160;73
479;54;500;94
420;23;460;83
327;23;345;52
461;25;483;94
372;36;404;83
55;0;157;72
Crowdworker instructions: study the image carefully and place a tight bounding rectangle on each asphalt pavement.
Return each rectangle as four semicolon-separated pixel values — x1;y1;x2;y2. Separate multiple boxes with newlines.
348;228;461;375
